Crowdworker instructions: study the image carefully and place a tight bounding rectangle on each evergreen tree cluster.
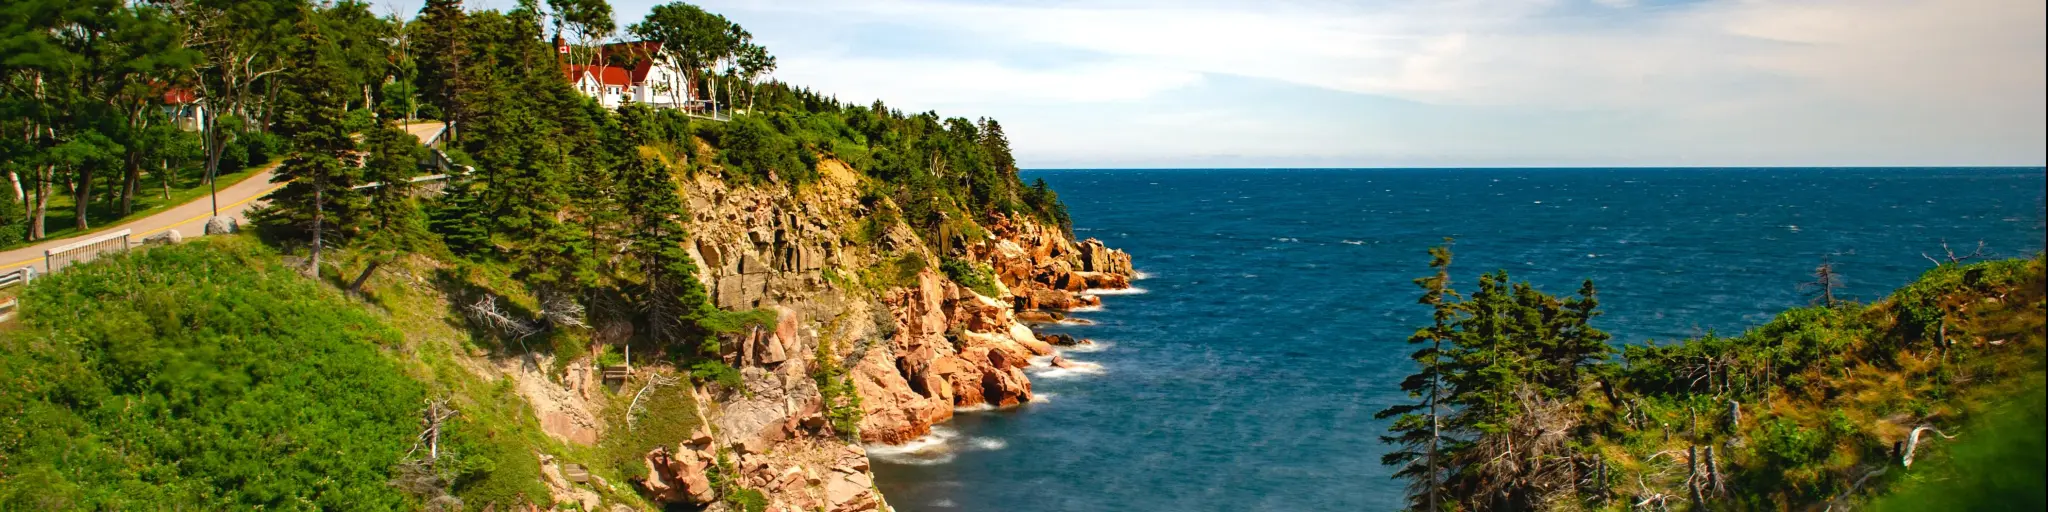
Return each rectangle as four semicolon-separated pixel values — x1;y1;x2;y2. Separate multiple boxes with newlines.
1378;240;1612;510
1381;242;2047;510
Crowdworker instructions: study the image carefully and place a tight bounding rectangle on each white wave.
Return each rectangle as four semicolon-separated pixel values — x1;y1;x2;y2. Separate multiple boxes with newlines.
1027;360;1106;379
866;426;961;465
1033;392;1056;403
1133;270;1154;280
1057;340;1113;353
1341;240;1364;245
954;402;997;413
1085;287;1148;295
1066;304;1104;313
968;437;1008;451
931;499;958;508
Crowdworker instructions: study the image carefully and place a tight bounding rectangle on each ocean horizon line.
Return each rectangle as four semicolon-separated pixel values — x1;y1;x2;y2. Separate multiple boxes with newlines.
1023;165;2048;172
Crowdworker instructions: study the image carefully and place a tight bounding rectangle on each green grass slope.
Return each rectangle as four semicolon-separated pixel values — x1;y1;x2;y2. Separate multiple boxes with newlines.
0;238;425;509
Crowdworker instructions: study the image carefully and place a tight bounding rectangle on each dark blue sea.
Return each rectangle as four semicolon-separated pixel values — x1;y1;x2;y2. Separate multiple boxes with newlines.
870;167;2048;511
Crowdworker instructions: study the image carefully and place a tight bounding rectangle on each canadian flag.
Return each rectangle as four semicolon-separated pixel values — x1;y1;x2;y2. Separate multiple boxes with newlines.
558;45;569;54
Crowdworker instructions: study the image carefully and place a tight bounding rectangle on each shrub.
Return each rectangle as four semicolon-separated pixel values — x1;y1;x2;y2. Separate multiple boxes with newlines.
941;257;1002;298
690;359;744;390
0;239;424;509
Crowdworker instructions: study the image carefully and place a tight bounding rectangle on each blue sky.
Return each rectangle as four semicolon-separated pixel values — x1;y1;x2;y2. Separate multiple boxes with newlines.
408;0;2046;168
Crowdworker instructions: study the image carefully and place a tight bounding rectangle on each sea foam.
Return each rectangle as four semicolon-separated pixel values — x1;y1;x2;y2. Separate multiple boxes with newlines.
866;426;960;465
1085;287;1148;296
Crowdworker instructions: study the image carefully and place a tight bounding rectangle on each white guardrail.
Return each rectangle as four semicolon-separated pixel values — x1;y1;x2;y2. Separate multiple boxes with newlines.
44;228;132;273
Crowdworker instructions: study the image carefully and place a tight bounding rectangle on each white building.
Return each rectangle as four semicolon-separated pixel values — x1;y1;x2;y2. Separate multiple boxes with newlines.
561;41;703;112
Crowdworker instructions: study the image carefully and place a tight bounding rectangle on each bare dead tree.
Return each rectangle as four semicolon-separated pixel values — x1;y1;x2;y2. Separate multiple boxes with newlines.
1803;256;1845;307
1922;239;1989;266
394;398;463;511
466;294;537;339
1902;425;1958;467
1705;445;1724;496
539;293;588;329
407;398;459;462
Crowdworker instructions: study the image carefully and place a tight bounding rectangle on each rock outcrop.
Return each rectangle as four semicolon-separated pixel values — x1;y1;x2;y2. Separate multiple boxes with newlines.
971;214;1134;313
638;162;1136;512
641;427;717;505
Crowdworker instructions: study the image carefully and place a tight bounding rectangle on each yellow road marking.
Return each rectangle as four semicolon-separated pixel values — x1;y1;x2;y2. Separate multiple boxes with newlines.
0;182;286;272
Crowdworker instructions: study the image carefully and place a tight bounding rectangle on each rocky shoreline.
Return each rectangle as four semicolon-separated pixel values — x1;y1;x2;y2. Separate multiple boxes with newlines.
627;164;1136;512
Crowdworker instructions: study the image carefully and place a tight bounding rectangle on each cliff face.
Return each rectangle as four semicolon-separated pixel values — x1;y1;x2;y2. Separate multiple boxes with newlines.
634;160;1135;511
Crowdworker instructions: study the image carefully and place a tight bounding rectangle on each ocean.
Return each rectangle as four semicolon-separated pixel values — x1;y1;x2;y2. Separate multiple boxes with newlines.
869;167;2048;511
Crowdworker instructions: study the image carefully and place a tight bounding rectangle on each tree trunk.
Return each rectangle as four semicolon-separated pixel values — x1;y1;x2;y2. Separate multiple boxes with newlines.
7;171;20;205
121;153;141;216
73;165;92;231
310;181;324;275
30;165;51;240
349;260;381;295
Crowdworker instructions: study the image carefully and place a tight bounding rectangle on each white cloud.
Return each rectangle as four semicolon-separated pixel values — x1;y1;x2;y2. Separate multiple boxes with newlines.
697;0;2044;166
774;57;1201;106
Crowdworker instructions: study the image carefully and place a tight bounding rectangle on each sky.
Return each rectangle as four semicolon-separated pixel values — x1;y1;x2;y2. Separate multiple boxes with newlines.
400;0;2047;168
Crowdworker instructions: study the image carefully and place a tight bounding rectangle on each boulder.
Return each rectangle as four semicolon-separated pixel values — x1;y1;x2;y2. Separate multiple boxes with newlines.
641;445;716;505
1039;333;1079;346
203;216;238;235
1015;310;1061;324
142;229;183;245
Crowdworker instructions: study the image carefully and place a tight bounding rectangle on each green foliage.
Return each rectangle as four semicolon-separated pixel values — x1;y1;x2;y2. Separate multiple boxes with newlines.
598;371;701;489
0;239;423;509
813;339;864;440
699;307;779;335
730;488;768;512
691;359;744;389
941;258;1002;298
1870;381;2047;511
860;252;928;291
720;115;810;185
596;344;627;367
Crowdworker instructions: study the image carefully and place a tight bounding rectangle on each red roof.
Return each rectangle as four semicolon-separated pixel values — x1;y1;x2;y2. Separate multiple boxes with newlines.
565;64;632;87
162;87;199;105
598;41;663;83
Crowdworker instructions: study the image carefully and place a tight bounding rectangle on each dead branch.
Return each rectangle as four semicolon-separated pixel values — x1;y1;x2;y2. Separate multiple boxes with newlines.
1825;466;1889;512
1902;425;1958;467
1923;239;1988;266
626;373;681;430
539;293;588;329
466;294;537;339
404;398;459;462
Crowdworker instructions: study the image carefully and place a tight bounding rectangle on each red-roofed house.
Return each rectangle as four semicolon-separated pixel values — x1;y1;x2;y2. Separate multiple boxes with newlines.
561;40;701;111
565;64;634;108
160;87;206;131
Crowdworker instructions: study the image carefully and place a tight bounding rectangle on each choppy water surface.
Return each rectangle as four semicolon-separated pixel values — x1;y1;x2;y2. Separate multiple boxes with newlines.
871;168;2048;511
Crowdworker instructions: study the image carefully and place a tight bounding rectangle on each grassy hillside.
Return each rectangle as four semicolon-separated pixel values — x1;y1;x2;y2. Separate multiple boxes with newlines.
0;238;424;509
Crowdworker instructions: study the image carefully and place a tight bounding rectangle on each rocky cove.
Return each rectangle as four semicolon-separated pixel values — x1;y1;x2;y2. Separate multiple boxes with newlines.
618;161;1137;511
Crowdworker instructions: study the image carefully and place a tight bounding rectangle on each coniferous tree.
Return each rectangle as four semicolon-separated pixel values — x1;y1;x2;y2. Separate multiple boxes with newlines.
263;14;361;274
347;122;432;293
616;133;710;348
412;0;467;126
1378;240;1461;511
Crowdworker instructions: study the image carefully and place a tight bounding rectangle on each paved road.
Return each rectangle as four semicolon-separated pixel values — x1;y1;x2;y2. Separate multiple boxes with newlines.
0;122;447;274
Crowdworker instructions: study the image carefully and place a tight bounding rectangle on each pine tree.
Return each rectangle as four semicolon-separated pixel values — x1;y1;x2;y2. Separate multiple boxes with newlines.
1548;280;1612;389
1378;239;1461;511
347;122;432;293
612;106;711;348
412;0;467;127
263;14;361;274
